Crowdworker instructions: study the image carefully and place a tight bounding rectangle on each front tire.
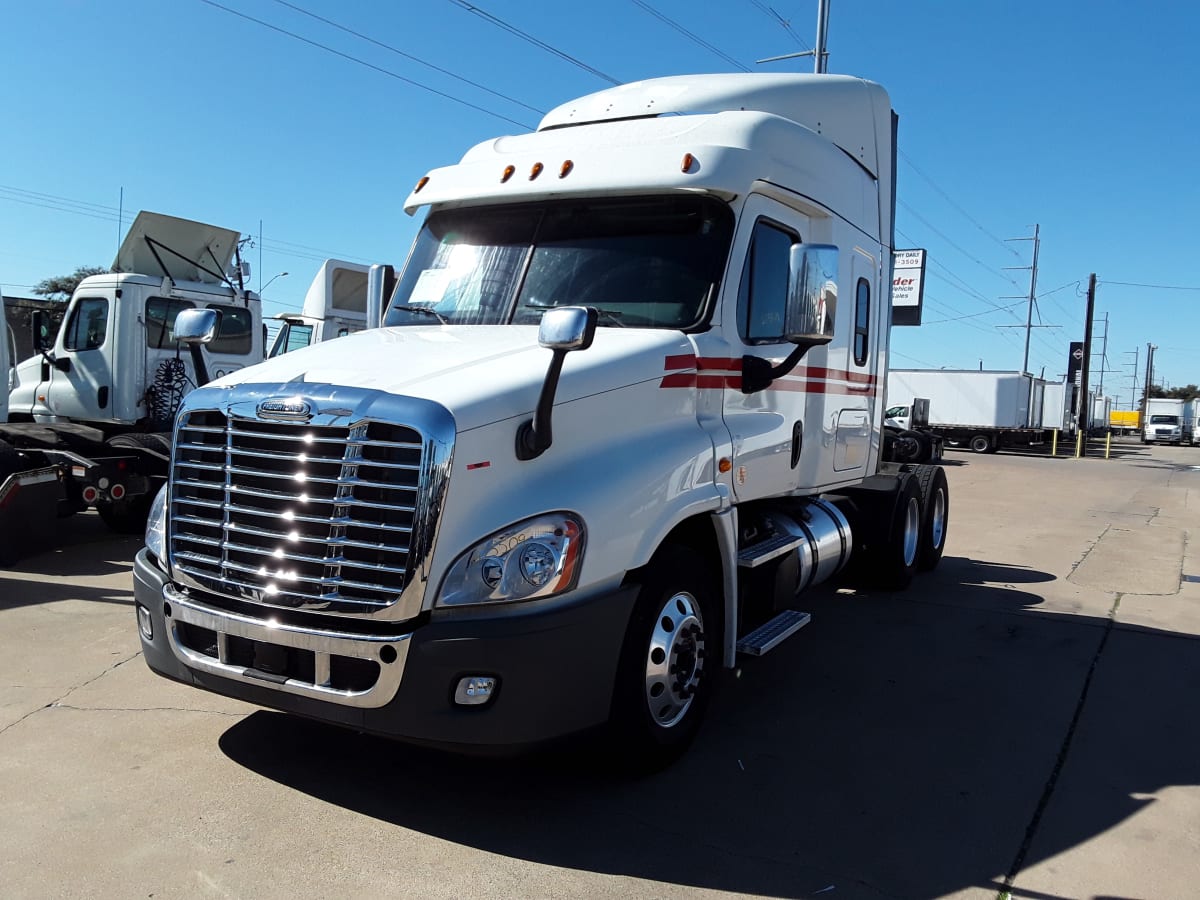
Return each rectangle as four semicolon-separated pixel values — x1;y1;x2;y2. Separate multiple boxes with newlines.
611;545;720;771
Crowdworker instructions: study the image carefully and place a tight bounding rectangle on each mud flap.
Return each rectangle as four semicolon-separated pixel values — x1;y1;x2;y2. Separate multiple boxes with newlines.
0;467;67;566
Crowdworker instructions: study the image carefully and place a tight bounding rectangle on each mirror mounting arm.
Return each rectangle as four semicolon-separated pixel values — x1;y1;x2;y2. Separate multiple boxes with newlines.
741;344;809;394
515;349;569;460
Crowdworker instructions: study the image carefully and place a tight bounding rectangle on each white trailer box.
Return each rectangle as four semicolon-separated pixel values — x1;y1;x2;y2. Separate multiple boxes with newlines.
888;370;1042;429
1041;381;1071;432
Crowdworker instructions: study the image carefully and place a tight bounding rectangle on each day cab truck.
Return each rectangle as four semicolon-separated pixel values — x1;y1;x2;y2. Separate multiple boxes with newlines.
1142;397;1194;445
134;73;951;767
267;259;376;358
0;212;263;560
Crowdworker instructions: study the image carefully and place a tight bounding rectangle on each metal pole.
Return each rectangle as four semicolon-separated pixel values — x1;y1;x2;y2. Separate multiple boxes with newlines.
1076;273;1096;457
1141;343;1154;430
1019;224;1040;376
1097;312;1109;398
814;0;829;73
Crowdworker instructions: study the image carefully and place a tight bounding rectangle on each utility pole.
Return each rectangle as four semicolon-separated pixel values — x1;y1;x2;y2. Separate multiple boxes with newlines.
813;0;830;73
1123;346;1139;410
1141;342;1156;428
1095;312;1109;399
1075;273;1096;457
1003;224;1041;375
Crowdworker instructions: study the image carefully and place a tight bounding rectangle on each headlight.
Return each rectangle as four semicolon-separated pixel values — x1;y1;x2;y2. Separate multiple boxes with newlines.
436;512;585;607
145;484;169;565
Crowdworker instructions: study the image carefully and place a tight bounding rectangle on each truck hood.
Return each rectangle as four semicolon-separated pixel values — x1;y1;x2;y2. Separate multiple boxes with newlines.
210;325;699;432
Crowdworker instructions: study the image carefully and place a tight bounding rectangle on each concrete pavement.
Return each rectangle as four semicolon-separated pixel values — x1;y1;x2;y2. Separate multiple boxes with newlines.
0;440;1197;899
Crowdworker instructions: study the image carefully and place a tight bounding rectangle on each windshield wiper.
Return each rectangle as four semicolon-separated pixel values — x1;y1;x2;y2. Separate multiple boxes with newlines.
391;305;448;324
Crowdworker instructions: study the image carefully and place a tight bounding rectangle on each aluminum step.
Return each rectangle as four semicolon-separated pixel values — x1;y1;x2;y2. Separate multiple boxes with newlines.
736;610;812;657
737;533;804;568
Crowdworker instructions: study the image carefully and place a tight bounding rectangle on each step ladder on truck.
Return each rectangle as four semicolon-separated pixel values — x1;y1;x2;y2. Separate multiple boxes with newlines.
133;73;949;768
0;212;265;564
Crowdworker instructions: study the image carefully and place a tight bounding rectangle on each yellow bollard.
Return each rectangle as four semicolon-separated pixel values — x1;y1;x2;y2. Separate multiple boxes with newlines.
1106;431;1112;459
1075;430;1083;459
1052;429;1058;456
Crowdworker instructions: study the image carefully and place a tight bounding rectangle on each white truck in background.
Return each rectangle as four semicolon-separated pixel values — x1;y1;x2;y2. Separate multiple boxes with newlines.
267;259;380;357
0;212;264;560
134;73;951;768
888;369;1051;453
1143;397;1194;445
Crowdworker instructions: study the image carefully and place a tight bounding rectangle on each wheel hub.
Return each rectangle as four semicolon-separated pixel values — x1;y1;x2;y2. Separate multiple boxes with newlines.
643;591;705;728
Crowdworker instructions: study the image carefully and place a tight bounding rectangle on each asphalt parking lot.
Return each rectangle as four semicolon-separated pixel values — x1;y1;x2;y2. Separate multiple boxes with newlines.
2;438;1198;899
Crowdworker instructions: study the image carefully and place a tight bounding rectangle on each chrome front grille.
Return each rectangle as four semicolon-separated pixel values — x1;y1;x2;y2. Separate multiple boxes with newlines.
169;409;426;615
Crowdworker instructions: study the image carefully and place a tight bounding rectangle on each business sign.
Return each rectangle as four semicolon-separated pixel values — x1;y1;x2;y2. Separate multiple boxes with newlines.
892;249;926;326
1067;341;1084;384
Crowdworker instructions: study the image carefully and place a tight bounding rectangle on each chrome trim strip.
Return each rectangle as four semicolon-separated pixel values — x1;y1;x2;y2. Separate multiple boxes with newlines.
163;584;411;708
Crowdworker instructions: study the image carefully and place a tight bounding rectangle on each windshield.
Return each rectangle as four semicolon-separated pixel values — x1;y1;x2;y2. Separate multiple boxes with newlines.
385;196;734;329
1150;414;1180;424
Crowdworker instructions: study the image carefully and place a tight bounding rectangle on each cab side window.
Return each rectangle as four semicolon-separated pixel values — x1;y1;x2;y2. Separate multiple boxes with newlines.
853;278;870;365
207;305;253;355
737;220;799;345
146;297;196;348
64;297;110;351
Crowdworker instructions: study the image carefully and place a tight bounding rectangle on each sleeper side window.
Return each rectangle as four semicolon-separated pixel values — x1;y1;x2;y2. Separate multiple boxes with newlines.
853;278;870;366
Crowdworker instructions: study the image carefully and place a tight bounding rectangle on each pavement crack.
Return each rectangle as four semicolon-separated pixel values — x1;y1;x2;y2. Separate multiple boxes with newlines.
1002;591;1122;890
51;704;245;718
0;651;142;737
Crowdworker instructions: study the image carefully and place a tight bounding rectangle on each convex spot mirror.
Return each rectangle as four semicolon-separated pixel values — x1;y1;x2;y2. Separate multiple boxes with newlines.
174;308;220;345
785;243;838;345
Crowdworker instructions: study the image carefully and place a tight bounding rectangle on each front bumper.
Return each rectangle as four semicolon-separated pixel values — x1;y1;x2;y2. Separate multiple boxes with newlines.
134;550;638;750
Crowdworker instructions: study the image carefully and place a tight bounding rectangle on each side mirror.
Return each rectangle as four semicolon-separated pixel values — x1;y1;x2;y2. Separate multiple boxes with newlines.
173;308;219;345
31;310;53;353
173;307;220;387
516;306;599;461
785;243;838;345
742;244;839;394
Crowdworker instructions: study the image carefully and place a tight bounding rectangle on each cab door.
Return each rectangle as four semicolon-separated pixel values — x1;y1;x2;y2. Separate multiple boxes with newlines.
45;293;115;423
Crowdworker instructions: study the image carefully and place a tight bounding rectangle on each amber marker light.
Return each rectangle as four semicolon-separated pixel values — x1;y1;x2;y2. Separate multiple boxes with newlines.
718;458;732;473
501;165;516;183
529;162;545;180
559;159;574;178
414;176;430;193
681;153;696;173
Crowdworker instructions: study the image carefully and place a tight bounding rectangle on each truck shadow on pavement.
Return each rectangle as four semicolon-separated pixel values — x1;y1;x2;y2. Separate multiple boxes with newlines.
216;567;1200;899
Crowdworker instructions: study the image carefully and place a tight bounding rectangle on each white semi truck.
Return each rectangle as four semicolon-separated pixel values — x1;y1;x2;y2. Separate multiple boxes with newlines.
267;259;380;357
0;212;263;553
134;73;950;766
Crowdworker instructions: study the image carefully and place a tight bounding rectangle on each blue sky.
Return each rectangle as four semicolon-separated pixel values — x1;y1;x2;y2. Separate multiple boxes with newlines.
2;1;1197;404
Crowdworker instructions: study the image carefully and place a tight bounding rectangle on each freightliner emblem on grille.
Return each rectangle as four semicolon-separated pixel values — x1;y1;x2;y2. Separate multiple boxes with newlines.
256;396;314;421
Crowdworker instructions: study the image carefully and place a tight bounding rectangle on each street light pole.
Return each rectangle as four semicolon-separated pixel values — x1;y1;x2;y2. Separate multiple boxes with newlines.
260;272;288;294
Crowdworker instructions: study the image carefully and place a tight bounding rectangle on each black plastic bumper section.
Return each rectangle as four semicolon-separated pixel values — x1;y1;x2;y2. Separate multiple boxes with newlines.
134;550;637;750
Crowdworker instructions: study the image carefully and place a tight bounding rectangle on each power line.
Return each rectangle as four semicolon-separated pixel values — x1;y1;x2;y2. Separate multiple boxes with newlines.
1100;279;1200;291
898;151;1020;257
445;0;621;85
269;0;545;116
746;0;811;50
922;299;1025;325
631;0;752;72
899;200;1018;285
196;0;535;130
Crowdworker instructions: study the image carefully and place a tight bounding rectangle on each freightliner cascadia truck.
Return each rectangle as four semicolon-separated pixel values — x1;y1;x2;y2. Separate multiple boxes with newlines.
134;73;950;768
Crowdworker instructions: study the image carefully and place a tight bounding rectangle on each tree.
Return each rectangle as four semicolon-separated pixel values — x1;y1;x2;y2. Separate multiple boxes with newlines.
32;266;108;300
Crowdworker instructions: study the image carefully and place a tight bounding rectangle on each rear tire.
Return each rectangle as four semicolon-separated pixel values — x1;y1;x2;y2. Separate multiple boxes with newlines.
610;545;720;772
913;465;949;571
969;434;992;454
873;474;923;590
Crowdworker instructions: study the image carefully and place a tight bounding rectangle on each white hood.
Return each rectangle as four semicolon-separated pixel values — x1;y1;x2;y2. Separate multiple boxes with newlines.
211;325;698;432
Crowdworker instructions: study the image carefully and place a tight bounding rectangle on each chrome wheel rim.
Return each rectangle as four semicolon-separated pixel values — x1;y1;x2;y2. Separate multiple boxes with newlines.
929;487;946;550
643;591;705;728
902;497;920;567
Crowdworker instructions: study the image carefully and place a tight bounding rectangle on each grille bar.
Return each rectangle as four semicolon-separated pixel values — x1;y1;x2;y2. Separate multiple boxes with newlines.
170;409;424;615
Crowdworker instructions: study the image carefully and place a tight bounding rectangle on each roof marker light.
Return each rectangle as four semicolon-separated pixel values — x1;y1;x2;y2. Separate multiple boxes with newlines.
414;176;430;193
681;153;696;173
559;160;574;178
529;162;544;180
501;165;516;183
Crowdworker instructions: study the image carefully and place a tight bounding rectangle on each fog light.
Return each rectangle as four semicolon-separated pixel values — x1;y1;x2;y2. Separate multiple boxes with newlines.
454;676;496;706
136;604;153;640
